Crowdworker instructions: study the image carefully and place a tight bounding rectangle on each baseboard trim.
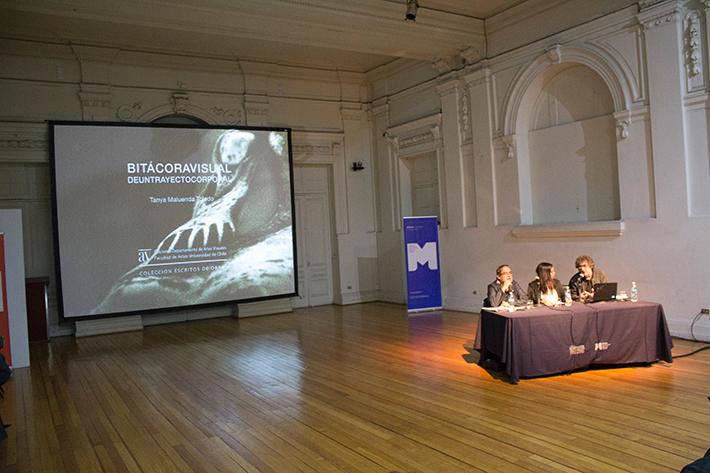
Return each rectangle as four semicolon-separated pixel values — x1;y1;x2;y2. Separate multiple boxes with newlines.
238;299;293;318
668;317;710;341
338;290;379;305
443;295;478;313
378;290;405;304
143;312;186;326
75;315;143;337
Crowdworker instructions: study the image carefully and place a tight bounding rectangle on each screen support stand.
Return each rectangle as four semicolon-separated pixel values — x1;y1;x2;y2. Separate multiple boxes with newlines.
237;299;293;318
75;315;143;337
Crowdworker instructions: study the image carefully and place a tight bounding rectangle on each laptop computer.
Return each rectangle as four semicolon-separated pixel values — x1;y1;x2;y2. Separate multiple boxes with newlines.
591;282;617;302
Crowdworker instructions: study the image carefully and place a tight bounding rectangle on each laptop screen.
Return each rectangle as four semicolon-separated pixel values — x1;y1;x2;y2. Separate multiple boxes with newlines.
592;282;617;302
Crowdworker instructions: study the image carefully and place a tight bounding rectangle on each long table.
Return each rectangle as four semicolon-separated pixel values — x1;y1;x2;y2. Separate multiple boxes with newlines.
474;300;673;383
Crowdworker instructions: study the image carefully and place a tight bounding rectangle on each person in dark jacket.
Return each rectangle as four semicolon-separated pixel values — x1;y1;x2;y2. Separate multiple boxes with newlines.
568;255;607;302
486;264;525;307
527;262;564;306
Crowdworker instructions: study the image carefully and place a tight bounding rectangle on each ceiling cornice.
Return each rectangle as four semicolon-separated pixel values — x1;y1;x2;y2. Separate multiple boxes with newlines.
1;0;485;64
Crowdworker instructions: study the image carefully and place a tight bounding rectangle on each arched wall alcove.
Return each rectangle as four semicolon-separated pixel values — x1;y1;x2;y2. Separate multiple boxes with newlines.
503;46;630;226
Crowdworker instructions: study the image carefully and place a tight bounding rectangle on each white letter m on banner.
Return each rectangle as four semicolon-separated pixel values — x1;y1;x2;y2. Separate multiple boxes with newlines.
407;242;438;272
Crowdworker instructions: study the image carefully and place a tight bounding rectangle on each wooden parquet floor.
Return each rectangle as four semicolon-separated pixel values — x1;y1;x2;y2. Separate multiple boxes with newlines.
1;302;708;472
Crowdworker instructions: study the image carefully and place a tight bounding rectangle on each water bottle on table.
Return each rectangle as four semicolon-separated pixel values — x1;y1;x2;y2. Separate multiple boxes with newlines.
630;282;638;302
564;285;572;306
507;290;516;312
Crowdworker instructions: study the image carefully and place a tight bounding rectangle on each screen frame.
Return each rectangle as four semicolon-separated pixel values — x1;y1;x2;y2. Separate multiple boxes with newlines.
48;120;298;322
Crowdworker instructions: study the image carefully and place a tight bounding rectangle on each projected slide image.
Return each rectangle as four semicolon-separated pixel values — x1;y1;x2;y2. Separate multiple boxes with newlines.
52;124;296;318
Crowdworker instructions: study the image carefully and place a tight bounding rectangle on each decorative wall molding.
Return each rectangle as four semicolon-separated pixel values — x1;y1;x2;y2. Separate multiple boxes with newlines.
684;10;705;93
78;92;112;109
399;131;435;150
497;134;516;160
463;66;491;88
502;45;632;136
435;79;459;98
340;105;364;122
459;86;471;140
116;95;244;125
384;113;446;230
0;138;45;150
638;3;682;31
171;92;190;114
436;79;471;142
117;102;144;121
545;44;563;64
292;132;345;163
432;57;457;74
210;106;243;125
683;92;710;109
616;118;631;139
244;95;270;125
593;29;647;104
613;106;650;135
614;110;631;139
512;221;625;239
460;46;483;65
641;15;678;30
78;84;113;120
385;130;403;232
371;98;389;119
292;144;338;160
685;11;702;77
0;124;48;163
638;0;666;9
387;113;442;157
383;132;399;151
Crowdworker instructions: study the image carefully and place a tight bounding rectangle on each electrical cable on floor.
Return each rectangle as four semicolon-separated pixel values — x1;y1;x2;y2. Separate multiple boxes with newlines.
690;311;707;342
673;345;710;358
671;311;710;358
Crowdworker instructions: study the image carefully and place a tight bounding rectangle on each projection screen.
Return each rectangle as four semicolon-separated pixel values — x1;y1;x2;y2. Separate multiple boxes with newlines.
50;122;297;319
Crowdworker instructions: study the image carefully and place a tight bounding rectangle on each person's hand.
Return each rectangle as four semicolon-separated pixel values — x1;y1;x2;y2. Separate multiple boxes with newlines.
501;280;512;292
580;290;593;302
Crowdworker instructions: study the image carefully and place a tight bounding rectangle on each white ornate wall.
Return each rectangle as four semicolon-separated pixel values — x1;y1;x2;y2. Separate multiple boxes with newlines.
0;39;378;335
370;0;710;339
3;0;710;340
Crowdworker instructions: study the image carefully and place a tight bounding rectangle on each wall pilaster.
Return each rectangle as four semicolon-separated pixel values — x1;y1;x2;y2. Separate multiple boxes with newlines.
638;0;687;219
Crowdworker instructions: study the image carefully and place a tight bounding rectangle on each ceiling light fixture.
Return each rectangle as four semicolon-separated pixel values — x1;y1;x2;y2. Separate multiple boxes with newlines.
405;0;418;21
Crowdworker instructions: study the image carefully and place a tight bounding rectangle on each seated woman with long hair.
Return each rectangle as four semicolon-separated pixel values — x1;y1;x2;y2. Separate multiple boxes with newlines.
527;262;564;306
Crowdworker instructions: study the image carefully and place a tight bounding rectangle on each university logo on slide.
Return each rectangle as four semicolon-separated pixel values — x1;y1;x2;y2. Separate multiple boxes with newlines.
137;248;152;263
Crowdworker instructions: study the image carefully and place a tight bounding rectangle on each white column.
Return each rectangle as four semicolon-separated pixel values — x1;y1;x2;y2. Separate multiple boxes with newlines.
372;98;405;303
436;78;471;229
638;1;687;220
72;45;117;121
464;66;496;228
335;105;379;304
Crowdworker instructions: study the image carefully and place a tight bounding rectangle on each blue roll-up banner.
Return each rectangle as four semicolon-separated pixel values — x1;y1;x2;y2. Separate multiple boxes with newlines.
403;216;442;312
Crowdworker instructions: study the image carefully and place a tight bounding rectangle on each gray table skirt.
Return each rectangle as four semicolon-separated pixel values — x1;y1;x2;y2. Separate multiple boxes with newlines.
474;301;673;383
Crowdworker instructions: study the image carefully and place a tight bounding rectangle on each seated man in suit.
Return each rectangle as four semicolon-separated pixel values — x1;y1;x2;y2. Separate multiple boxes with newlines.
486;264;526;307
568;255;607;303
